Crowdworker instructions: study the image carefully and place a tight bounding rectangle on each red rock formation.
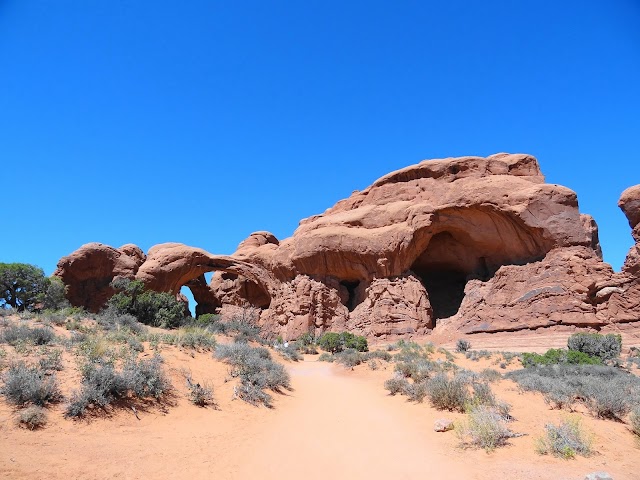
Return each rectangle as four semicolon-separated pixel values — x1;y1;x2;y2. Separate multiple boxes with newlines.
54;243;145;312
54;154;640;340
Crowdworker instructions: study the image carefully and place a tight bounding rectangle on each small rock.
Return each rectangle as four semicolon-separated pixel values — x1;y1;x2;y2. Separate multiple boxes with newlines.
584;472;613;480
434;418;454;432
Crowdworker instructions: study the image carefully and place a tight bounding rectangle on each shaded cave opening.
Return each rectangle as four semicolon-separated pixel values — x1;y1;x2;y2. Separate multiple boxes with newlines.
340;280;361;312
412;268;469;320
411;225;549;324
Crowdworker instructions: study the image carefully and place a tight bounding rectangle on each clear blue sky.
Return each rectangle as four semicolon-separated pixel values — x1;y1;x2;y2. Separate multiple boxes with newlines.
1;0;639;277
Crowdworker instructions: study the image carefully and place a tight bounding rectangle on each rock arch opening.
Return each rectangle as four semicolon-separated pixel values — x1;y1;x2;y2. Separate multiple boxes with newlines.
410;208;551;323
340;280;361;312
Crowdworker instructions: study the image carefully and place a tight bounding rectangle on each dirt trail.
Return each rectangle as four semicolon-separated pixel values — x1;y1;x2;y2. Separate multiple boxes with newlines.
3;354;635;480
233;361;467;480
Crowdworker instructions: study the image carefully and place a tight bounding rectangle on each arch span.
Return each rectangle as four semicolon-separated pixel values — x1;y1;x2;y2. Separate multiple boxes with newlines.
134;244;277;317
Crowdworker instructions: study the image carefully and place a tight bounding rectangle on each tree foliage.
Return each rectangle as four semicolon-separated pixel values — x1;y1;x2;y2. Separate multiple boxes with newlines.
107;278;187;328
0;263;48;311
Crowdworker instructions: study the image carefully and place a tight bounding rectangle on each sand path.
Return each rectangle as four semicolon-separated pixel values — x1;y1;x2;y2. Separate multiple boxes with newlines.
3;354;633;480
233;360;467;480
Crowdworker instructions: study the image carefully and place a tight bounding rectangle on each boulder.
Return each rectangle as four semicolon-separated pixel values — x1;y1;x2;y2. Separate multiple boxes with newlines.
434;418;454;432
54;243;145;312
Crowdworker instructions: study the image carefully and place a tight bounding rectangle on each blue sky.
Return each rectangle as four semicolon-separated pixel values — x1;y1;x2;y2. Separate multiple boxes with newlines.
1;0;639;279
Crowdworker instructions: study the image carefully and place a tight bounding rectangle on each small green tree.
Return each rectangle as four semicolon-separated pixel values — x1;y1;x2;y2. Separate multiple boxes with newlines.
107;278;186;328
0;263;48;311
41;277;70;311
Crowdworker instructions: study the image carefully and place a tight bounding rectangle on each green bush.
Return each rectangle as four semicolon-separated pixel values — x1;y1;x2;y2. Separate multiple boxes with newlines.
317;332;343;353
107;279;187;328
317;331;368;353
456;339;471;353
567;333;621;361
521;349;601;367
41;277;70;311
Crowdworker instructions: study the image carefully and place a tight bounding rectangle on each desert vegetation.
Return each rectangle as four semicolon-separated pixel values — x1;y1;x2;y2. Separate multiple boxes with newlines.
0;270;294;430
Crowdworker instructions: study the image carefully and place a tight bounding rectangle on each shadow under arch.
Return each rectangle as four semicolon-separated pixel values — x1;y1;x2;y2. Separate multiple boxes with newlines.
406;206;553;322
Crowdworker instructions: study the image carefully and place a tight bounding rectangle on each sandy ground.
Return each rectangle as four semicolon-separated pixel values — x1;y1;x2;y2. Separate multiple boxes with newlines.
3;346;639;480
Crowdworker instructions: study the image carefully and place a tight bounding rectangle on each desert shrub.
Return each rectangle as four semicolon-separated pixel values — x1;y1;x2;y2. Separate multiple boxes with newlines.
223;307;264;343
584;383;633;420
107;279;187;328
40;309;67;326
456;339;471;353
437;347;456;362
457;405;516;451
192;313;220;326
426;373;469;412
66;355;169;417
1;324;55;346
317;332;344;353
298;344;319;355
216;342;289;407
471;381;496;407
317;331;368;353
296;332;315;346
536;417;592;458
318;352;334;362
465;350;493;362
77;335;118;363
384;376;410;395
122;355;169;398
39;349;63;371
181;371;216;408
480;368;502;383
96;309;146;335
630;407;640;437
368;359;379;370
395;358;438;382
404;380;429;402
521;349;601;367
1;362;60;406
363;350;392;362
334;349;362;368
234;382;274;407
0;307;16;317
171;327;217;350
393;341;430;362
18;406;48;430
278;343;302;362
567;333;621;361
507;364;640;419
341;332;368;352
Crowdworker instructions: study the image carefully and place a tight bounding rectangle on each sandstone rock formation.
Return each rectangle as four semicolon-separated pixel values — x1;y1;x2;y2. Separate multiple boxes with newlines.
55;154;640;340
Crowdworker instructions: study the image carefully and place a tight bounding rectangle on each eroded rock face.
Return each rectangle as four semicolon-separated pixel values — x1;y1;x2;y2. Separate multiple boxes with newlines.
54;243;146;312
55;155;640;339
347;275;433;337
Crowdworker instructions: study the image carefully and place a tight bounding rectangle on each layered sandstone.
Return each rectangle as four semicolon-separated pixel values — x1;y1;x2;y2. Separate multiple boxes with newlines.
55;154;640;339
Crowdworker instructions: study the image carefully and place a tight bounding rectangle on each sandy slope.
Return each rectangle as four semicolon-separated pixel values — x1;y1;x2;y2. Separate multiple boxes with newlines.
2;352;639;480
